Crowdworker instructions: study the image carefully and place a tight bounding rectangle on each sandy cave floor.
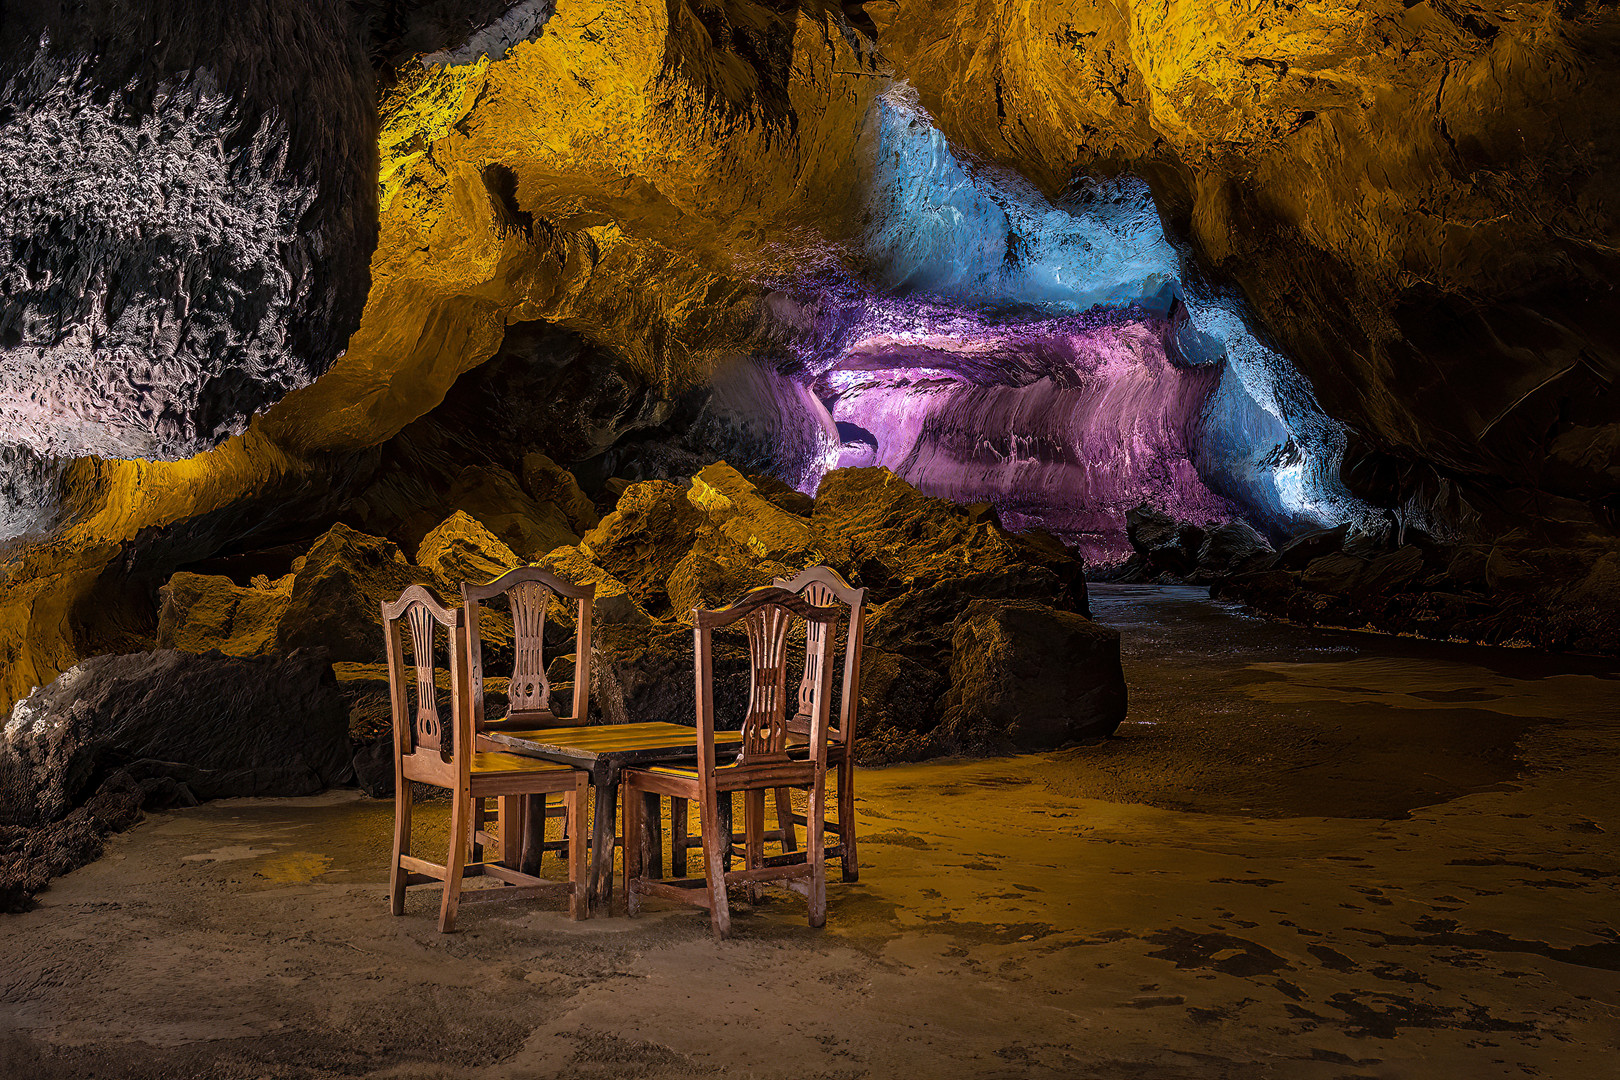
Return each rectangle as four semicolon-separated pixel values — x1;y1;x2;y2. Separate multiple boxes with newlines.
2;586;1619;1079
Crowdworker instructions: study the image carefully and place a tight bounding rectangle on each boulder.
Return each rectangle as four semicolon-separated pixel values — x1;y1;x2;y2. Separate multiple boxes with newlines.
865;565;1066;659
0;649;350;828
747;472;815;517
666;549;774;622
1191;520;1274;580
1300;553;1371;598
534;545;651;626
522;452;599;535
277;523;436;664
1362;545;1427;596
851;648;952;764
1273;522;1351;570
580;479;707;615
589;622;751;729
687;461;819;563
415;510;519;589
448;463;580;560
1126;504;1205;577
156;571;292;656
812;467;1079;600
935;600;1127;754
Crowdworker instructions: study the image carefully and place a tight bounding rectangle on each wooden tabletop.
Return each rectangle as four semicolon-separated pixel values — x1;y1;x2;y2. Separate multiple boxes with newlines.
486;722;742;769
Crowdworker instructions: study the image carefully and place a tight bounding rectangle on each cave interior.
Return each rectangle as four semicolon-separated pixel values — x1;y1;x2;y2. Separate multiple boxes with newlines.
1;0;1619;1076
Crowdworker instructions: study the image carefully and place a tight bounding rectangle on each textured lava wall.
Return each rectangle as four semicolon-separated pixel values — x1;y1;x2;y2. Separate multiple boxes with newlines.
0;1;378;463
0;0;1616;706
870;0;1620;524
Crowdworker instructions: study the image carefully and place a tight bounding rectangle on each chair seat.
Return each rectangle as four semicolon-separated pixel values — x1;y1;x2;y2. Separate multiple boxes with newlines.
471;751;576;776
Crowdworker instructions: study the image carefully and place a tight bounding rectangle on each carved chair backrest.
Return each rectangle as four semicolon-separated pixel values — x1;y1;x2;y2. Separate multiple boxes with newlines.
773;566;866;750
462;566;595;731
381;585;469;778
691;587;842;785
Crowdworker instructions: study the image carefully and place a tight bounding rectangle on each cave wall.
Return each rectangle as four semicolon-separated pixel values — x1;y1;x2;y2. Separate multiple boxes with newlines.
0;0;1617;708
869;0;1620;523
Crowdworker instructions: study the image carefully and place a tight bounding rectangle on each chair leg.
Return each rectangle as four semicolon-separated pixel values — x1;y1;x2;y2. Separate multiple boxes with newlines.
671;797;688;878
744;789;765;902
774;787;798;853
471;797;485;864
390;777;411;916
567;775;588;920
806;779;827;929
439;794;470;933
716;792;733;874
702;793;731;940
838;758;858;883
622;781;642;917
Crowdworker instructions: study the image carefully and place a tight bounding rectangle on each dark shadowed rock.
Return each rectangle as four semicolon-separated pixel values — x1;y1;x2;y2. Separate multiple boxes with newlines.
1126;504;1205;577
522;452;600;536
865;565;1067;659
1273;523;1351;570
936;600;1127;754
853;649;952;764
1191;520;1274;581
0;648;349;829
277;523;434;663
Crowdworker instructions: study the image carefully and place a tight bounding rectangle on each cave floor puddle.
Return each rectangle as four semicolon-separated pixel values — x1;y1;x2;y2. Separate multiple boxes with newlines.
4;587;1618;1078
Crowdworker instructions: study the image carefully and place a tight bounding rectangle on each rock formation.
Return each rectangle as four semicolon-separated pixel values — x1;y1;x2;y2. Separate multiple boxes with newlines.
0;0;1615;732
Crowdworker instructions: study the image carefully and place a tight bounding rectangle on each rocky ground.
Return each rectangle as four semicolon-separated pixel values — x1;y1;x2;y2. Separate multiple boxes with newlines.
2;586;1616;1079
1113;504;1620;656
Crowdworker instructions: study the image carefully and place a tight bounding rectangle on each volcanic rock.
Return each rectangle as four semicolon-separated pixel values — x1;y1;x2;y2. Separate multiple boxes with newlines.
1126;504;1205;577
276;524;435;664
533;546;650;627
416;510;519;589
1273;524;1352;571
0;648;350;829
812;467;1086;608
522;453;600;536
688;462;820;563
1191;521;1274;581
156;571;293;656
935;600;1127;754
447;464;579;561
581;480;709;616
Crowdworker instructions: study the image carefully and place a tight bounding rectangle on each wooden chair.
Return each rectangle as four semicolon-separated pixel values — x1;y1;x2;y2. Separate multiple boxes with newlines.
383;585;588;931
620;586;841;939
767;566;866;882
461;566;596;876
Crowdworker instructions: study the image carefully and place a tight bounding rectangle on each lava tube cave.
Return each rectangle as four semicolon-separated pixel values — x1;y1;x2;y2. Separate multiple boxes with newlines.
2;2;1619;1077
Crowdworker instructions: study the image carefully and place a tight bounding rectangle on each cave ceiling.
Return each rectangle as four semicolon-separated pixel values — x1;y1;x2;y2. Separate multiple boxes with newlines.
0;0;1617;702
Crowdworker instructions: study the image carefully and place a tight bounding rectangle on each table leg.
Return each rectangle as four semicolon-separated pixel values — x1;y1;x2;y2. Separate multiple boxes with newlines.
519;793;544;877
671;797;688;878
643;793;663;880
590;775;618;917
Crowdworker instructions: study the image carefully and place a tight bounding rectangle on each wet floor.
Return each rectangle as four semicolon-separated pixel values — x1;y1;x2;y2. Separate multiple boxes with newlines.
2;587;1618;1079
1072;585;1620;818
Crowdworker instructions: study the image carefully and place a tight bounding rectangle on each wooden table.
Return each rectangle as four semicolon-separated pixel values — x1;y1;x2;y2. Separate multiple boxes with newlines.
486;722;743;916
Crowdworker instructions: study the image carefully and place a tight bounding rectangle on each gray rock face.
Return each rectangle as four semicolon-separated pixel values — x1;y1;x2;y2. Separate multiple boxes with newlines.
0;648;350;828
0;3;380;462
